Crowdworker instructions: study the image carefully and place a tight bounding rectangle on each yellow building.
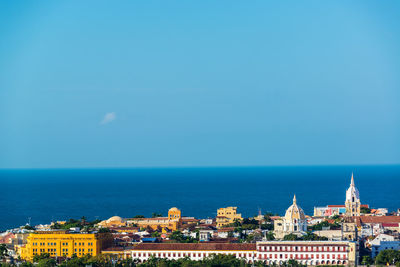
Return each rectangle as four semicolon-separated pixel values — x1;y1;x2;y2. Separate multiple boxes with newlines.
19;230;113;261
97;216;127;228
128;207;182;231
216;207;243;228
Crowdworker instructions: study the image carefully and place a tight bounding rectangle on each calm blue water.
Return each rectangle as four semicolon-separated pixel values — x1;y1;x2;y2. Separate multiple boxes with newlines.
1;165;399;231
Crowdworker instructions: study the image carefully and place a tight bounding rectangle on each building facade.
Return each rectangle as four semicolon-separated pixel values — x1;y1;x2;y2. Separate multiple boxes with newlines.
103;241;357;265
122;243;256;263
369;234;400;258
256;241;357;266
274;195;307;239
19;230;113;261
127;207;182;231
345;173;361;217
216;207;243;228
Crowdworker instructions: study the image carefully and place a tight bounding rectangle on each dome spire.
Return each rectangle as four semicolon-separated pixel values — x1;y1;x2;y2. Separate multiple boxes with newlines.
293;194;297;204
351;172;354;186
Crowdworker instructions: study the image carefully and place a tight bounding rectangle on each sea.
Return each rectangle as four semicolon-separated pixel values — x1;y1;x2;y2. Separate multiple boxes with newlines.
1;165;399;231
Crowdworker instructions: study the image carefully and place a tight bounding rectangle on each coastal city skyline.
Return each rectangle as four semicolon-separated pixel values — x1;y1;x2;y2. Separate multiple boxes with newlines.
1;1;400;267
2;170;400;266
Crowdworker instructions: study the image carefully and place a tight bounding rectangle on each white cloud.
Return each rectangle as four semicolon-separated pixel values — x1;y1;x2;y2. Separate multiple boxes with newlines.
100;112;116;125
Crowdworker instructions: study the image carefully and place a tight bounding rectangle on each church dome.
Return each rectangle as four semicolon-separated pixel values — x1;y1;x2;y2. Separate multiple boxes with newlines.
107;216;125;223
169;207;180;212
284;195;306;221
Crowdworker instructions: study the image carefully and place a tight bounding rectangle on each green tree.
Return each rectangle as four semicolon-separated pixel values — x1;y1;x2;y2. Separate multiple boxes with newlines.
260;223;273;231
169;231;197;243
151;212;163;218
23;225;35;231
265;231;275;240
283;233;300;241
33;253;50;263
302;232;328;241
20;262;34;267
375;249;400;265
98;227;111;233
37;258;56;267
0;244;7;259
360;207;371;214
361;255;373;265
133;215;145;218
152;231;161;237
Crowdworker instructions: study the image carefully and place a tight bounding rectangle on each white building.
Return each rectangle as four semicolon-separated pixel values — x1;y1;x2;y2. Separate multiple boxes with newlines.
256;241;357;266
129;243;257;263
103;241;358;265
369;234;400;258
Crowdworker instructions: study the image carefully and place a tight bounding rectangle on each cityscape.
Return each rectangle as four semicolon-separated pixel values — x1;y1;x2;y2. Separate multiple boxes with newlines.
1;173;400;266
1;1;400;267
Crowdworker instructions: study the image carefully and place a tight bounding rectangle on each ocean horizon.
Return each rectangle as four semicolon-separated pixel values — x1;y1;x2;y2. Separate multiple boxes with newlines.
1;164;400;231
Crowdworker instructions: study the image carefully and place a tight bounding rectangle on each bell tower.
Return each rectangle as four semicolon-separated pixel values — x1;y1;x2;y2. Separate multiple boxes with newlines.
345;173;361;217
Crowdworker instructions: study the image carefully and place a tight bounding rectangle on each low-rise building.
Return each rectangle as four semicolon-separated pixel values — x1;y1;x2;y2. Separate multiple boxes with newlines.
127;207;182;231
128;243;256;263
102;240;357;265
18;230;113;261
256;241;357;265
368;234;400;258
216;207;242;228
312;230;343;241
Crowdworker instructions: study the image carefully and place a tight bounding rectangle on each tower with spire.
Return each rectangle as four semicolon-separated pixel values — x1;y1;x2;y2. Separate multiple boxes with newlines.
273;194;307;239
345;173;361;217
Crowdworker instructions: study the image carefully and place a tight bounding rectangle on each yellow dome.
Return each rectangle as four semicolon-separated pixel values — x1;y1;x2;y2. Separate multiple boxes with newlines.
169;207;180;212
284;195;306;221
107;216;125;223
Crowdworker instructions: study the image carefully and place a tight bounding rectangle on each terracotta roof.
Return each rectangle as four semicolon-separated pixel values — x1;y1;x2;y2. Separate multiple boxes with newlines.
131;217;169;221
217;227;235;232
382;223;399;227
354;216;400;226
182;218;199;222
131;243;256;251
327;204;369;208
103;247;127;251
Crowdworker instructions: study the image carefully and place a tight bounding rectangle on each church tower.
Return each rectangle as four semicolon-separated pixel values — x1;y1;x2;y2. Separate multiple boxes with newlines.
345;173;361;217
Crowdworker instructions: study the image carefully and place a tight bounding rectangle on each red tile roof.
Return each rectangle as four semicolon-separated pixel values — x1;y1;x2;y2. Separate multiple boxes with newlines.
327;204;369;208
354;216;400;226
131;243;256;251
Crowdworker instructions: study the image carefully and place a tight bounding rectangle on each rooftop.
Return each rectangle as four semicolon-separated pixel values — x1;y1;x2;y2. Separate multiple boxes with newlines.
131;243;256;251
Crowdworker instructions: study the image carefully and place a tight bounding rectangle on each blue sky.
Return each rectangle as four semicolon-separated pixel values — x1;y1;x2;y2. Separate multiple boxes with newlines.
0;1;399;168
